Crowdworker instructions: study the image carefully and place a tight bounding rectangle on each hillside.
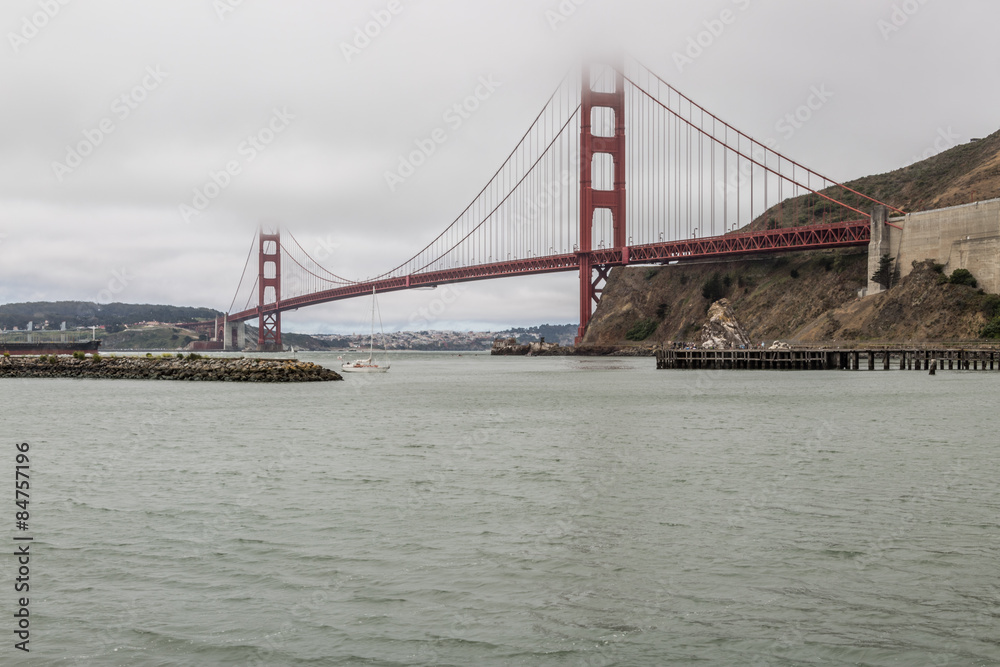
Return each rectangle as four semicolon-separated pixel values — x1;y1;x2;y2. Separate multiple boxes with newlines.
583;250;868;347
0;301;220;331
583;254;997;348
584;127;1000;348
101;326;201;350
750;129;1000;230
101;325;340;351
794;261;998;343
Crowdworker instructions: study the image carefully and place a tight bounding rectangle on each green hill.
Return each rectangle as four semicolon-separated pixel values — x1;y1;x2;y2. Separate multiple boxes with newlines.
0;301;221;332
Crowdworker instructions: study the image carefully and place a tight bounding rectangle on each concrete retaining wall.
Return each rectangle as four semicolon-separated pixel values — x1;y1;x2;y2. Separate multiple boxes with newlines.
867;198;1000;295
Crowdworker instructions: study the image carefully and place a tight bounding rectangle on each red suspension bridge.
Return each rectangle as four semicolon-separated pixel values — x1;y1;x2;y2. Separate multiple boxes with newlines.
223;59;902;349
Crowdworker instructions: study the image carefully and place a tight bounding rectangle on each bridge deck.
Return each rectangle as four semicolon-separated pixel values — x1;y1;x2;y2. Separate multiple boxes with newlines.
229;220;870;322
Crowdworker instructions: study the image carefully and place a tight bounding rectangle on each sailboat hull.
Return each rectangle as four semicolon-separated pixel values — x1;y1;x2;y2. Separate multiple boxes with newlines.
340;363;389;373
340;287;390;373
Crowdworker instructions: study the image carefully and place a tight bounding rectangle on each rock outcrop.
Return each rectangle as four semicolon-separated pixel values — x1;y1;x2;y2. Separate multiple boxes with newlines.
700;299;752;349
0;355;343;382
490;337;572;356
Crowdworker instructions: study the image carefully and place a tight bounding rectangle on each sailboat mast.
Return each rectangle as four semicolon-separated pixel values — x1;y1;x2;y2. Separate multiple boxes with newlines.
369;287;375;360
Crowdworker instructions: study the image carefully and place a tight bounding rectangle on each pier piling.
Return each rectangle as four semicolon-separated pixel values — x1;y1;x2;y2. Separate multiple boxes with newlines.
654;347;1000;372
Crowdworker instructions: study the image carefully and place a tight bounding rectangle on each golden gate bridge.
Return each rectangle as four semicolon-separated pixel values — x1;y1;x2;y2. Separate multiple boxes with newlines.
222;59;903;349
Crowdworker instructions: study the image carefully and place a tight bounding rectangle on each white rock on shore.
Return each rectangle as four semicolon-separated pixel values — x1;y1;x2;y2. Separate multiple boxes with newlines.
700;299;752;349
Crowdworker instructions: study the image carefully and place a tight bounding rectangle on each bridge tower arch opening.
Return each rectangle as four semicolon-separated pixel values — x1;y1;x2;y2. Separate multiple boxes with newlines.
577;62;626;345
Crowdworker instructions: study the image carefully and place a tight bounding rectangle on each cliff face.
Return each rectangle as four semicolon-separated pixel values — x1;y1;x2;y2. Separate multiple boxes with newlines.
582;252;993;347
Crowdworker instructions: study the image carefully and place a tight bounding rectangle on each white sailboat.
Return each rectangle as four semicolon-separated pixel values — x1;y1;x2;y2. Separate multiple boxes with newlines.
340;288;390;373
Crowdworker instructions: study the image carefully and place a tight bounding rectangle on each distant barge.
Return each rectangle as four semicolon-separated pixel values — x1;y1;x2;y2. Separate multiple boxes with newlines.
1;340;101;356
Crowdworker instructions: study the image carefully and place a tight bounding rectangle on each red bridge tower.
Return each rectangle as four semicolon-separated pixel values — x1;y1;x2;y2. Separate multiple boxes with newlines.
258;229;282;350
577;63;626;345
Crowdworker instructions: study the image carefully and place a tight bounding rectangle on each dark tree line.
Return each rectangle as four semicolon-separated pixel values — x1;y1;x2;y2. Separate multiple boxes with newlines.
0;301;221;330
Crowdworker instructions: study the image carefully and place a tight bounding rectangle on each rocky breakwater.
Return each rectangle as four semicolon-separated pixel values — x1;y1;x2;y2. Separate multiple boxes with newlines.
0;355;343;382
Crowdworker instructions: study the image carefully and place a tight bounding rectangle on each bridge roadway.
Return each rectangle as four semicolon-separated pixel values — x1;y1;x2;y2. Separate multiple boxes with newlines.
227;219;870;323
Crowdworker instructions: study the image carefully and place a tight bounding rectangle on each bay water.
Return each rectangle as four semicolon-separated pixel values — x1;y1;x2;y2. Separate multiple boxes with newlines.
1;352;998;665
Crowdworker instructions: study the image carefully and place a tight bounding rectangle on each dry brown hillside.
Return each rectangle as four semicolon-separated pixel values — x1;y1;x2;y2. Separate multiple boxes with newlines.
583;250;869;347
749;129;1000;230
583;254;999;348
793;261;996;343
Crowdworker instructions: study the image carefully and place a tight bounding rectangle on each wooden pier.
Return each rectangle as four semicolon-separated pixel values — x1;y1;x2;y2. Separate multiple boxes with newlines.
655;348;1000;371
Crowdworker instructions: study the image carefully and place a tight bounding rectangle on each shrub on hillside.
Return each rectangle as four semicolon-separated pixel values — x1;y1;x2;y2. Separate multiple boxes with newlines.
702;273;725;302
981;316;1000;339
871;254;896;289
948;269;978;288
979;294;1000;320
625;319;659;341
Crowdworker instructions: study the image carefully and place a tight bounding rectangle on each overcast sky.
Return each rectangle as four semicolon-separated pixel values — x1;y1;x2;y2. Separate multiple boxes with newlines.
1;0;997;334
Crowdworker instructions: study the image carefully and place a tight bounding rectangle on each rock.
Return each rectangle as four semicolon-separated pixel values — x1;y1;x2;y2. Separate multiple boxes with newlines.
491;337;531;355
700;299;752;349
490;336;572;356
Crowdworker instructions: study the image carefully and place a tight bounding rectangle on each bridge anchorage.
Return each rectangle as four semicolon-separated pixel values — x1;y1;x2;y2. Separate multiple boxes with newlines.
224;59;903;350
